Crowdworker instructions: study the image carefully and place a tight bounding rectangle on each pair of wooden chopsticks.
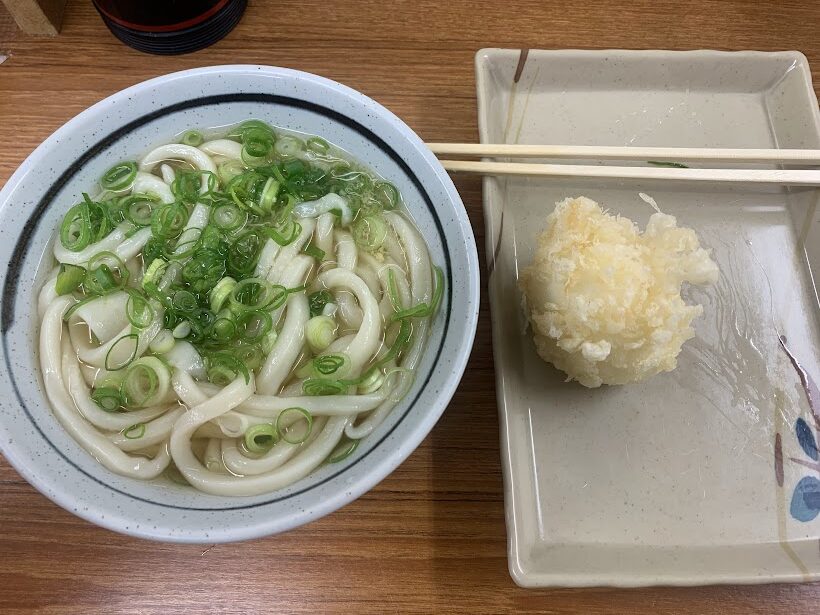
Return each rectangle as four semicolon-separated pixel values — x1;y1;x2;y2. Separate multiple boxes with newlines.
426;143;820;186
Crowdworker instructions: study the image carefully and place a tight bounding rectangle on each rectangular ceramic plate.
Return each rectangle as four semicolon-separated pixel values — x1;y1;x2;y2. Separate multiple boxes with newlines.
476;49;820;587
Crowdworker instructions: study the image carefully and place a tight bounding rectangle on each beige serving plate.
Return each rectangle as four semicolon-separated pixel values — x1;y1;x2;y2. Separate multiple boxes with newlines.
476;48;820;587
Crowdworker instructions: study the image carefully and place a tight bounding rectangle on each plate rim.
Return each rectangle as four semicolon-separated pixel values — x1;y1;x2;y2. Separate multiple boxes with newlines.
475;47;820;588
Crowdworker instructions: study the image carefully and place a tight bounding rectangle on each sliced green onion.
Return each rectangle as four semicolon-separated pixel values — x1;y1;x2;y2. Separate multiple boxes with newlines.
85;252;129;295
303;378;347;396
210;317;237;342
152;203;188;239
142;257;168;288
236;310;273;343
235;343;264;370
59;202;92;252
387;269;402;311
121;193;158;226
276;407;313;444
100;162;138;192
327;438;359;463
260;177;280;212
181;249;227;294
241;130;274;167
373;181;399;209
306;136;330;154
425;264;446;316
356;368;385;394
122;423;146;439
313;353;347;376
91;386;122;412
125;290;154;328
173;321;191;339
264;220;302;246
172;171;202;202
229;277;271;311
206;352;250;385
228;278;295;312
105;333;139;371
306;315;337;352
120;357;165;407
181;130;204;147
227;228;264;273
55;263;86;295
244;424;278;454
232;120;275;140
218;160;245;184
172;289;199;312
210;276;237;312
212;203;246;231
302;242;325;261
376;319;412;367
82;194;114;244
281;158;307;178
351;213;388;252
274;135;303;157
308;289;333;318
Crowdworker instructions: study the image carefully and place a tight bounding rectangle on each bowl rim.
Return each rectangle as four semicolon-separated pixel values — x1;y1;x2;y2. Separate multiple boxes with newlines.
0;64;480;542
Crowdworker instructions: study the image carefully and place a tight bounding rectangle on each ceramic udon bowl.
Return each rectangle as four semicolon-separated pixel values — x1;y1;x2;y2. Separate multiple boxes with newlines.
0;65;479;542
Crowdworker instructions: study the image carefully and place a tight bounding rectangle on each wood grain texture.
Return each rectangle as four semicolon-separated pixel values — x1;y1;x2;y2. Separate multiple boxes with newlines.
1;1;819;612
0;0;65;36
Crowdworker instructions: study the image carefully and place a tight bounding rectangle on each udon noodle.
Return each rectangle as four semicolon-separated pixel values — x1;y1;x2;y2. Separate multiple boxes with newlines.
38;122;441;496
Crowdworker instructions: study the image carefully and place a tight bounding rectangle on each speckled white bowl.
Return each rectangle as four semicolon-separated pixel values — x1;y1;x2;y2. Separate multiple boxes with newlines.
0;65;479;542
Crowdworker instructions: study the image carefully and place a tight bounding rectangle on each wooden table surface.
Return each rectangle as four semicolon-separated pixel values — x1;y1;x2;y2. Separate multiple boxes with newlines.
1;1;819;613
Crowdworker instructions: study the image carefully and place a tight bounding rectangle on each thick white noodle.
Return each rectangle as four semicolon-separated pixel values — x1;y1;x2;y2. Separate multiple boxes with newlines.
268;255;312;326
200;139;242;160
255;239;281;279
160;164;176;185
345;215;433;440
318;268;380;373
220;416;328;476
198;380;389;417
333;230;363;329
374;261;412;323
314;212;335;257
71;292;130;343
169;375;347;496
70;303;163;369
162;340;206;380
40;297;170;478
109;406;185;452
267;218;315;285
355;263;381;298
383;225;407;268
385;212;432;303
221;437;299;476
204;437;229;473
139;143;216;193
257;293;308;395
37;273;59;320
54;224;152;266
173;203;210;254
293;193;352;226
170;372;261;439
133;171;174;204
62;337;167;432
